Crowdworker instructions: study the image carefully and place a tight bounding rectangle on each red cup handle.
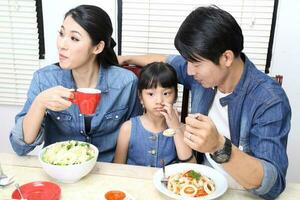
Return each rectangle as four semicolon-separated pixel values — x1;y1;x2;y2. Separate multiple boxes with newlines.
68;91;78;104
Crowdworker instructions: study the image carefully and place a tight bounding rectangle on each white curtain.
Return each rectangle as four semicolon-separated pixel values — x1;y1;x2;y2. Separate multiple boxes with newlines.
0;0;40;105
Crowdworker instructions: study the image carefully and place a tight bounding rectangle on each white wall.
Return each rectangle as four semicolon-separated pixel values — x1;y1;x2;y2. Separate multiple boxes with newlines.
270;0;300;182
0;0;299;182
0;105;20;154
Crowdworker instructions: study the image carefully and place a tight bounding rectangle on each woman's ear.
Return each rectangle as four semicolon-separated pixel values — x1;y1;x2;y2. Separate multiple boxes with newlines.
220;50;234;68
93;41;105;55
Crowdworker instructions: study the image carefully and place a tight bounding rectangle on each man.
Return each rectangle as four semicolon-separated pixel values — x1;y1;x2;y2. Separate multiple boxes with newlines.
119;6;291;199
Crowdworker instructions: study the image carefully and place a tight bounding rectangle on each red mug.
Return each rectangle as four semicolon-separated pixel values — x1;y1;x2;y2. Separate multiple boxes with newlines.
70;88;101;115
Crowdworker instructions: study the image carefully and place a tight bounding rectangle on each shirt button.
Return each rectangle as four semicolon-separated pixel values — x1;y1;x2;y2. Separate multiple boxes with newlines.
79;114;82;117
239;146;243;151
151;149;156;155
80;130;84;134
148;135;157;141
115;115;119;119
56;116;60;120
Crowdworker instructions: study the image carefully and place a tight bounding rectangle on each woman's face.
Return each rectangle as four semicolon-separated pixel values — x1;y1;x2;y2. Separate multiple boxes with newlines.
57;15;98;70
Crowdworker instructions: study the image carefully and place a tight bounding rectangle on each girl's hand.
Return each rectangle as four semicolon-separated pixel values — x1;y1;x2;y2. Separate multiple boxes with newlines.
35;86;73;111
160;102;181;130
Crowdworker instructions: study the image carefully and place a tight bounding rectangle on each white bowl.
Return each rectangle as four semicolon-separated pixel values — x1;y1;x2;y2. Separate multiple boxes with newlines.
38;140;99;183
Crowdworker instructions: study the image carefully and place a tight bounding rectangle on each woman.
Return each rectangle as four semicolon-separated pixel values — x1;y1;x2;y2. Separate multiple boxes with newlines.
9;5;141;162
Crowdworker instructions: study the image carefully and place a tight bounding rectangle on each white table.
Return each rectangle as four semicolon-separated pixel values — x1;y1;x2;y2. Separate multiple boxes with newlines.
1;153;299;199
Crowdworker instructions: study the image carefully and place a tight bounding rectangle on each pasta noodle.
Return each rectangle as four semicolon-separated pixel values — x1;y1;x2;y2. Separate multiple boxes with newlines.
166;170;215;197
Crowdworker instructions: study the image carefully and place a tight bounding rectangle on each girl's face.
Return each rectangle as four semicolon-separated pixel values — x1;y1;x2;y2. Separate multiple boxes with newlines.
57;15;99;70
140;85;176;117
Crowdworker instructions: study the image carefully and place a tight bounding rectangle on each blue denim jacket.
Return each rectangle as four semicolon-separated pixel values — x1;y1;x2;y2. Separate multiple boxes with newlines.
9;64;142;162
167;54;291;199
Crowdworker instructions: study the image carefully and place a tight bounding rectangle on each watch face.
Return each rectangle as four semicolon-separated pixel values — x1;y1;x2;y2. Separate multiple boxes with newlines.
210;136;232;164
215;154;230;163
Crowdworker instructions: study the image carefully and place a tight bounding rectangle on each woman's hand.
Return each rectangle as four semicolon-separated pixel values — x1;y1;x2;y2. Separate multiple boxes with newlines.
184;113;225;153
35;86;73;112
160;102;181;129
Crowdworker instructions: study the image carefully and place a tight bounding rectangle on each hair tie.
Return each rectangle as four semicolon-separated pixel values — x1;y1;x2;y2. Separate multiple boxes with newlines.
109;38;116;48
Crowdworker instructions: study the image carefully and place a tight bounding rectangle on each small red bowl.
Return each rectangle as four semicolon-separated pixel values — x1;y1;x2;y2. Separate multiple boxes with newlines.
11;181;61;200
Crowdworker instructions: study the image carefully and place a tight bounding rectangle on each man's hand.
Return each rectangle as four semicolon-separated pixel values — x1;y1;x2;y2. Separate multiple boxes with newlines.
184;113;225;153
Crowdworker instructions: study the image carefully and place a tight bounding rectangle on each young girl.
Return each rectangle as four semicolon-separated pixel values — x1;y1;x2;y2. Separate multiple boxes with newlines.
114;62;195;167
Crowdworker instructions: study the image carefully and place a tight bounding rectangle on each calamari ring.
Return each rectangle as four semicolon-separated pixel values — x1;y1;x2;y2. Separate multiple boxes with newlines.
179;184;198;197
204;181;215;194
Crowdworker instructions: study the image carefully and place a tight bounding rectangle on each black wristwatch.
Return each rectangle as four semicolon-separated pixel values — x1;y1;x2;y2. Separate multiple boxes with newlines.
210;136;232;164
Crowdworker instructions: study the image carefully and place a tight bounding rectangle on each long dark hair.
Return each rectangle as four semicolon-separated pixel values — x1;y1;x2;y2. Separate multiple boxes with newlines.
138;62;178;101
65;5;118;67
175;5;244;65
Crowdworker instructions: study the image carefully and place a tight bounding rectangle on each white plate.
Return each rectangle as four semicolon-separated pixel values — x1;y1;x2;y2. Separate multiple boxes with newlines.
153;163;228;200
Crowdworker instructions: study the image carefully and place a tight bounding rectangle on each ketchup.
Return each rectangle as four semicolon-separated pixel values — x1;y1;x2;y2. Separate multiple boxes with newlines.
104;190;126;200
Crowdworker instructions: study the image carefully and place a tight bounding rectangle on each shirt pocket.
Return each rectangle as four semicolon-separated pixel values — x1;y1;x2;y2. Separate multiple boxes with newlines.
46;111;74;134
98;107;128;134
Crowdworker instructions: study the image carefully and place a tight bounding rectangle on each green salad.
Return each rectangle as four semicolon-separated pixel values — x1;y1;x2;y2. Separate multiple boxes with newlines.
42;140;95;165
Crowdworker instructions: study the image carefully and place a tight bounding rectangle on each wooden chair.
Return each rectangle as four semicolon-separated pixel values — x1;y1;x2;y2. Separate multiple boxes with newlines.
180;87;189;123
272;75;283;86
122;64;141;77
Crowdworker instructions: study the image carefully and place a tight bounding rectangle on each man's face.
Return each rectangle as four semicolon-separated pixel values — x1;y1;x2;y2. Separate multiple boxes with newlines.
187;57;228;88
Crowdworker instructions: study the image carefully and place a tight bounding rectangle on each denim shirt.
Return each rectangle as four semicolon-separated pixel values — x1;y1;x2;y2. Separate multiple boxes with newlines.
9;64;142;162
167;54;291;199
127;116;177;167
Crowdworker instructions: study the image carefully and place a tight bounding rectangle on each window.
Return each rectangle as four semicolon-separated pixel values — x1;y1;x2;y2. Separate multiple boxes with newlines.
0;0;40;105
120;0;276;111
0;0;117;106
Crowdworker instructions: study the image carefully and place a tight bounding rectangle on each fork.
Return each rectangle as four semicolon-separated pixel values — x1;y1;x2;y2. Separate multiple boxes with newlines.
0;162;8;180
160;160;168;186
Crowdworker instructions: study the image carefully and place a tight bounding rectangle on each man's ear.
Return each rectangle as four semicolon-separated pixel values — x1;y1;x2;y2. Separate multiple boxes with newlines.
221;50;234;68
93;41;105;55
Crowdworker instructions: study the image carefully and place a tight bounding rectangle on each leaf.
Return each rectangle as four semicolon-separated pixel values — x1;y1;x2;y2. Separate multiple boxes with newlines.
188;170;201;181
